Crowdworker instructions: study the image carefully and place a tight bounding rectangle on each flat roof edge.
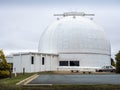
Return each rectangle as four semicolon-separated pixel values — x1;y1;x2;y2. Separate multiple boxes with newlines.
13;52;58;56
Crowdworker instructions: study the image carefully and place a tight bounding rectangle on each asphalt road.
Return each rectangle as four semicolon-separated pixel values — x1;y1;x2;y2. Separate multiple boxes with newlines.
29;74;120;85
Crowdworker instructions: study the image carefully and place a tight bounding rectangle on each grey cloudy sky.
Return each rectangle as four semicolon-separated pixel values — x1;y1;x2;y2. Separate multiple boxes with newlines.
0;0;120;58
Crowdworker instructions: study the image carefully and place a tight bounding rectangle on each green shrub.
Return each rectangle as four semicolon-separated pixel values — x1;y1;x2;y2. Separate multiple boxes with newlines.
0;70;10;78
115;51;120;73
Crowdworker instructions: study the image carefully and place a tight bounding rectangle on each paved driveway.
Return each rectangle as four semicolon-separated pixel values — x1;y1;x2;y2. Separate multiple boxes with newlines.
29;74;120;85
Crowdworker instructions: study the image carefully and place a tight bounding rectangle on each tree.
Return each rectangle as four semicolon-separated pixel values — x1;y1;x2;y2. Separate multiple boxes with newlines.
111;58;115;67
115;51;120;73
0;49;11;78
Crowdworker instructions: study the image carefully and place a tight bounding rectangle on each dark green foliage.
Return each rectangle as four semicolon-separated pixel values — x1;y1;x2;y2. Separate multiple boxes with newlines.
116;60;120;73
0;49;11;78
115;51;120;73
111;58;115;66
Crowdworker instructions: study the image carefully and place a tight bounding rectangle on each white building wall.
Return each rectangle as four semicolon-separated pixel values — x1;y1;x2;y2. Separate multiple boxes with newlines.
34;54;40;72
39;54;42;71
7;52;111;73
13;54;31;73
39;54;58;71
21;55;31;73
30;55;35;72
13;55;22;73
45;55;51;71
40;54;45;71
58;54;111;71
51;56;58;71
6;56;13;63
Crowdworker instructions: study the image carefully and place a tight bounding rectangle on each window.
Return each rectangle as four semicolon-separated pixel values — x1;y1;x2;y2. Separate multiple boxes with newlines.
31;56;34;64
59;61;68;66
70;61;79;66
42;57;45;65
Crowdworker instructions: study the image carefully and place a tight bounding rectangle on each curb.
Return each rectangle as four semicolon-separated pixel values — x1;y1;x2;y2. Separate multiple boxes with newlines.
24;74;39;85
16;74;39;85
24;84;53;86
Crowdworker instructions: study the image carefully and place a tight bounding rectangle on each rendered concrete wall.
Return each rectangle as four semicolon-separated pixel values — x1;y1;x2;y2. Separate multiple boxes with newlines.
58;54;111;71
9;53;58;73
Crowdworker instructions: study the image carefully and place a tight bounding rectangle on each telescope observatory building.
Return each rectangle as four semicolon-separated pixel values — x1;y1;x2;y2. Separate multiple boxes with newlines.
7;12;111;73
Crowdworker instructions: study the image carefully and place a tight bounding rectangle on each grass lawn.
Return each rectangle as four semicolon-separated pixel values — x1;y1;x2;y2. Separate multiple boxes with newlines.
0;73;35;85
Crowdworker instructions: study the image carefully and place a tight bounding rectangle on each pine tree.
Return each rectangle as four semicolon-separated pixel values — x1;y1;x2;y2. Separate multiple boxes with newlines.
0;50;7;63
115;51;120;73
0;49;11;78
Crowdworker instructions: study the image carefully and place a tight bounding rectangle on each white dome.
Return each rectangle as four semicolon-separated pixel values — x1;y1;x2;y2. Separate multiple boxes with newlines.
38;16;110;56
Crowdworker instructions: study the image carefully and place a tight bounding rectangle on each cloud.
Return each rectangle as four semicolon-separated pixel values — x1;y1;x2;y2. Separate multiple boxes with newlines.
0;1;120;58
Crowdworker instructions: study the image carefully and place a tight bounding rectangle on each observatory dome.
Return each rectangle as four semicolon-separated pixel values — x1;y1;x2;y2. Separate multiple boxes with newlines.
7;12;111;73
38;15;110;56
